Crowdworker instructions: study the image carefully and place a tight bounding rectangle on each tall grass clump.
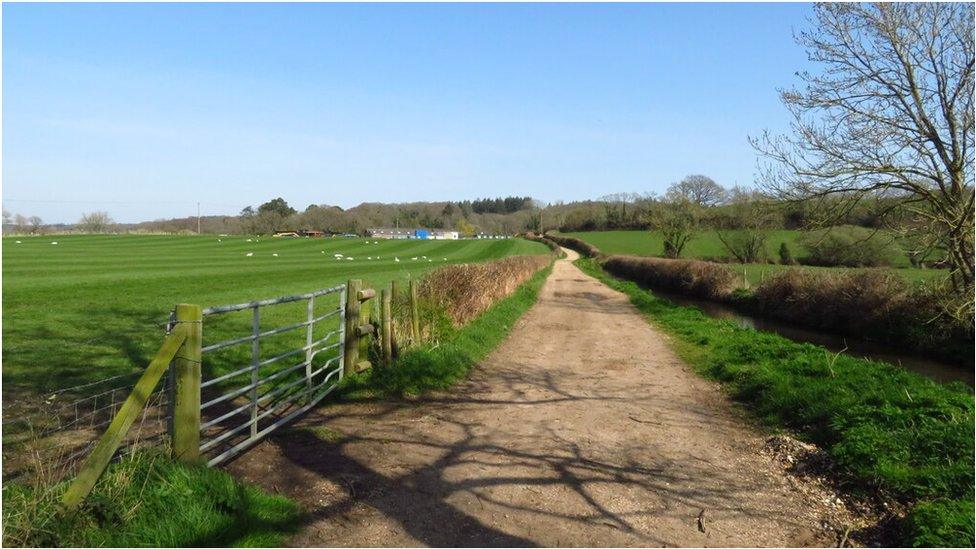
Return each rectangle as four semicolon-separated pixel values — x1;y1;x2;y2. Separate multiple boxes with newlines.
576;257;974;547
602;254;739;300
2;449;301;547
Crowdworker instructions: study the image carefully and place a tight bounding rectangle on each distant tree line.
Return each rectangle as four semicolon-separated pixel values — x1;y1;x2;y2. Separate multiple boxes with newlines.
465;197;534;214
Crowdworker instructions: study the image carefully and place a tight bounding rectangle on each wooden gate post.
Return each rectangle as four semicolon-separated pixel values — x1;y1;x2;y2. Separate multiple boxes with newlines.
343;279;362;376
391;280;400;343
381;287;392;364
409;279;420;345
359;285;372;360
172;303;202;462
62;326;188;510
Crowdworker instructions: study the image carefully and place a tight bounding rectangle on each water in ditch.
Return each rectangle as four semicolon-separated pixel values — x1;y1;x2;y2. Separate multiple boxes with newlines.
646;287;974;387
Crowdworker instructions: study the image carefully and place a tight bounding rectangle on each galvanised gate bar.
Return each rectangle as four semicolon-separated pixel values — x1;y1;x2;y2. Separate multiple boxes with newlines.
197;284;347;466
61;278;393;509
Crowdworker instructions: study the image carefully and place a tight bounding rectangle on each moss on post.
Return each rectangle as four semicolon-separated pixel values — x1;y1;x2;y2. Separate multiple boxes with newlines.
343;279;362;376
381;287;392;364
61;324;189;510
409;279;420;345
172;303;202;463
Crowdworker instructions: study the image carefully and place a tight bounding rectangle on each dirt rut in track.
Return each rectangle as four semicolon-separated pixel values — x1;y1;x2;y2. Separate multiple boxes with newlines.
230;249;834;547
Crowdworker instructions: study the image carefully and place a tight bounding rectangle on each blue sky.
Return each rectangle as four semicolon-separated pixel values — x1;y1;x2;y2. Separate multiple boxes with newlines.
3;3;814;223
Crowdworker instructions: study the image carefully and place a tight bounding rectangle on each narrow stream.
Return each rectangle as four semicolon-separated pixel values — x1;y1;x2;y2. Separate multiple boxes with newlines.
647;287;974;387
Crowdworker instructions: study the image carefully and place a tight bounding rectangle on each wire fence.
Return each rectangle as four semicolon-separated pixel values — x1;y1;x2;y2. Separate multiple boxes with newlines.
2;370;171;483
2;284;347;484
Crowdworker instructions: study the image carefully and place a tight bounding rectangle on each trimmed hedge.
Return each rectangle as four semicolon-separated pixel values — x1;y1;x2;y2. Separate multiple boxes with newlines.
545;233;602;258
602;254;739;300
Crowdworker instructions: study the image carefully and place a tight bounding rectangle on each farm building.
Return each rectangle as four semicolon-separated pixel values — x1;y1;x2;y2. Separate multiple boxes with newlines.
367;228;413;239
273;230;327;238
429;230;459;240
367;228;459;240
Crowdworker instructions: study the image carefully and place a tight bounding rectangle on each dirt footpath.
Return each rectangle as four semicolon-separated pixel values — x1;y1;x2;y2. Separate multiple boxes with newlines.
230;249;836;547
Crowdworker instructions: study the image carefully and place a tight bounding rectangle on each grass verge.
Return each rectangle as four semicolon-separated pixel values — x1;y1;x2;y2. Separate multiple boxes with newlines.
576;257;974;547
342;263;552;398
2;449;301;547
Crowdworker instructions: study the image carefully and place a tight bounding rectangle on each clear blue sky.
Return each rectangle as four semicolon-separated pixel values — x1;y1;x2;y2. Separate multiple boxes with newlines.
3;3;814;224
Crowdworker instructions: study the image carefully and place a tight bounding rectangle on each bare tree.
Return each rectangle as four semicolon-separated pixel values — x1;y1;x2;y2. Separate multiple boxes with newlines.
716;192;776;263
27;216;44;235
751;3;974;289
13;214;28;234
650;199;698;258
78;211;114;233
666;175;727;208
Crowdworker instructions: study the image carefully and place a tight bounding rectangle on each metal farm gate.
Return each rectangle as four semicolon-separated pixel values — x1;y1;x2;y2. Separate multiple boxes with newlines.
195;284;347;465
56;282;374;509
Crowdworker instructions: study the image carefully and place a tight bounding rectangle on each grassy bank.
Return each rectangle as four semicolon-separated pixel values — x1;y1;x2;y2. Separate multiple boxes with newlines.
343;263;552;398
1;450;301;547
576;257;974;547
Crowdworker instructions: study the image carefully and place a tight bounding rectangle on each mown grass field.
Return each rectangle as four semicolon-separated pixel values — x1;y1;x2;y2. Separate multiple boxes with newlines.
1;234;548;394
3;242;553;549
560;230;946;285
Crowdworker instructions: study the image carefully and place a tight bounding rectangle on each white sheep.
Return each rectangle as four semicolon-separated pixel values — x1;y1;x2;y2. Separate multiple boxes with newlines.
246;252;253;257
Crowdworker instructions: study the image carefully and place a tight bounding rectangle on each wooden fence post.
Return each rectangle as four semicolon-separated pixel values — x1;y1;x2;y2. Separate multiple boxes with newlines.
391;280;400;344
359;285;372;361
343;279;361;376
172;303;202;462
381;287;392;364
409;279;420;345
61;326;188;510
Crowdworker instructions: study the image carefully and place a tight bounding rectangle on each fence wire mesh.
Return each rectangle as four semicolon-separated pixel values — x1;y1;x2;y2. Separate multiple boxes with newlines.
2;369;171;483
2;284;347;484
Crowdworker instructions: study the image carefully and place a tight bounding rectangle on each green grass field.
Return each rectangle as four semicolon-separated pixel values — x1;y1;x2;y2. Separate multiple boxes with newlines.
2;234;548;394
3;237;554;549
560;230;947;284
